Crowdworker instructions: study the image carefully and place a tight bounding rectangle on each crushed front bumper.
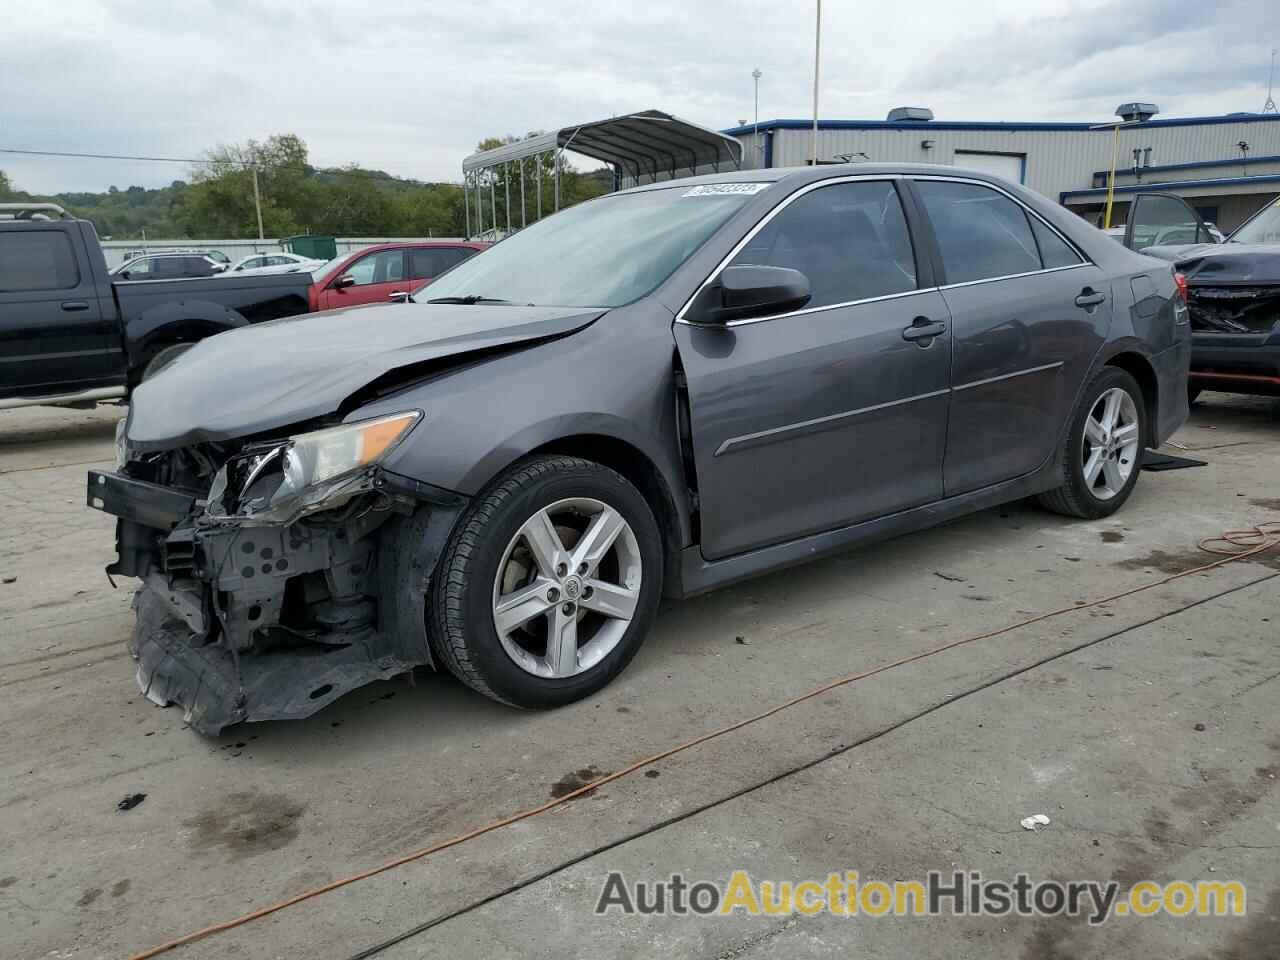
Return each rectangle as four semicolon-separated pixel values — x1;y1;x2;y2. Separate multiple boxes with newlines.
87;468;464;734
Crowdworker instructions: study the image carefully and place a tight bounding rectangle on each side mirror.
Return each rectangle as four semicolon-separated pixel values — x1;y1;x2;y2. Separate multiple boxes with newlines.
333;274;356;290
690;265;811;325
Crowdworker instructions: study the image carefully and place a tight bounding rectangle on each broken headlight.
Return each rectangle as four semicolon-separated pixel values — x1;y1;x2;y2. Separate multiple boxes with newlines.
207;411;420;524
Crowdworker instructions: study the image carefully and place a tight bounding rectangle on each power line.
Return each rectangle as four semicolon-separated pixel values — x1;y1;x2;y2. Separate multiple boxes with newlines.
0;146;449;187
0;147;234;164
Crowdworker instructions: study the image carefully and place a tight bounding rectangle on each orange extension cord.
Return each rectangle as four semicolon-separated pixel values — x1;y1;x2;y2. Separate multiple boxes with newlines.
129;521;1280;960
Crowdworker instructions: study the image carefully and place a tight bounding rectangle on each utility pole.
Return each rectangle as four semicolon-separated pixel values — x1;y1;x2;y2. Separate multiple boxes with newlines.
811;0;822;165
752;68;762;165
1264;48;1278;113
251;167;265;241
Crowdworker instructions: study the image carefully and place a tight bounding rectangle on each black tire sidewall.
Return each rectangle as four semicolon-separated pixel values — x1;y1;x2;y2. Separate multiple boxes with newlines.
448;460;662;707
1063;367;1147;518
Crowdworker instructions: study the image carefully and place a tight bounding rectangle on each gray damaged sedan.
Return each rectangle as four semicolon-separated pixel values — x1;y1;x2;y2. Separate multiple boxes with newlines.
89;164;1190;733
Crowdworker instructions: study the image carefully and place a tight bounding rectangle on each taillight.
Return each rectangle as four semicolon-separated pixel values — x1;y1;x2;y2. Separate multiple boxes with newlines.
1173;271;1189;303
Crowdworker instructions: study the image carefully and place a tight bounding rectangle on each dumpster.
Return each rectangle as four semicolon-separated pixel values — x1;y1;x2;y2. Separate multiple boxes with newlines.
283;234;337;260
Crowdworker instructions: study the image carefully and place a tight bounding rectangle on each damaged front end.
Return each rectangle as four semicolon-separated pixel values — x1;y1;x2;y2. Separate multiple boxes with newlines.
1186;285;1280;335
88;412;465;734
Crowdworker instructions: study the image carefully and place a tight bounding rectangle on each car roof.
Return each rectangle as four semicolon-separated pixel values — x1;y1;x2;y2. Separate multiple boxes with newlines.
619;162;1031;196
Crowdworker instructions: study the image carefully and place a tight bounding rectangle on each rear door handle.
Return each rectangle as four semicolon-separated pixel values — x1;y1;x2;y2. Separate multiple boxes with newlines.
902;317;947;342
61;300;89;312
1074;287;1106;309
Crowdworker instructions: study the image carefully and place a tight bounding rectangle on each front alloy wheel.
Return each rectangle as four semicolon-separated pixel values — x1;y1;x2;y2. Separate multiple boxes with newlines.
430;455;662;708
493;498;643;679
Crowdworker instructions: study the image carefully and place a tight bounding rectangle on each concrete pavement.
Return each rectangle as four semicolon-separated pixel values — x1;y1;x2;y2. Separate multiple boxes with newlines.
1;394;1277;959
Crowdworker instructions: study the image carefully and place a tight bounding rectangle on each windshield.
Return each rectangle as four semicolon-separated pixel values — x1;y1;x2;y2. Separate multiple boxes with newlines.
423;186;758;307
1230;198;1280;244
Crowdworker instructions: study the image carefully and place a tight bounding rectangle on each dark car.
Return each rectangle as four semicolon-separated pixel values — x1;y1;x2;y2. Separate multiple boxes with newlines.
1122;192;1280;399
0;206;313;408
88;165;1190;733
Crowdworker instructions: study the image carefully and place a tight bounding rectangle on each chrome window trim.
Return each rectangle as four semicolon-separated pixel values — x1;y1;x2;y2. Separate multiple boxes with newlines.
938;261;1091;291
676;173;1094;330
953;361;1065;392
715;388;952;457
675;174;916;327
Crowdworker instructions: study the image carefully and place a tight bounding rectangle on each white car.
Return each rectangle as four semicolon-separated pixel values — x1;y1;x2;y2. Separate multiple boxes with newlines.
228;252;326;275
1102;222;1225;246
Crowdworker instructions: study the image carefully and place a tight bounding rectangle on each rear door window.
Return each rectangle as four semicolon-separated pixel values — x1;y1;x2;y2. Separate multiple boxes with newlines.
729;180;918;310
0;231;81;291
915;180;1042;284
409;247;476;280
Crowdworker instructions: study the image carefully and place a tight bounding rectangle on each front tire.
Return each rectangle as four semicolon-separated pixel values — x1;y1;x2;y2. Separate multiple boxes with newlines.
1036;367;1147;519
429;455;663;708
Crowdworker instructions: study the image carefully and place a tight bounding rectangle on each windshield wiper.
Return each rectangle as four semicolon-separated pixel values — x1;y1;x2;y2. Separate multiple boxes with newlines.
425;294;517;305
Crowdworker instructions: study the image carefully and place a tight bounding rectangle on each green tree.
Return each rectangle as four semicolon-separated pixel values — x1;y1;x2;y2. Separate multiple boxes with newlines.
179;134;313;237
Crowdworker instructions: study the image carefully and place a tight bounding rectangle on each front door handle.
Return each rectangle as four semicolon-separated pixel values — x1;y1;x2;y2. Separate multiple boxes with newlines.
1074;287;1106;309
61;300;89;312
902;316;947;342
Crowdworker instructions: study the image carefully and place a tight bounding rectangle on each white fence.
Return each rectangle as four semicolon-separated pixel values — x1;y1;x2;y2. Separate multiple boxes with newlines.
98;237;464;269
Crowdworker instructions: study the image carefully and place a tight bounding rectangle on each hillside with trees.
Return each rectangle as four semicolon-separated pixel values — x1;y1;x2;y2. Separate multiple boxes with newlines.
0;133;608;240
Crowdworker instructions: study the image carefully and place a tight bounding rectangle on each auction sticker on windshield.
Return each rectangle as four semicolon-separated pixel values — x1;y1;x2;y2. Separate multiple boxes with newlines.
683;183;771;197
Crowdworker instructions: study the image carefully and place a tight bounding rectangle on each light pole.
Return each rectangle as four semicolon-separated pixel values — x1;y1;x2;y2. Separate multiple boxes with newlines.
752;68;762;164
811;1;822;165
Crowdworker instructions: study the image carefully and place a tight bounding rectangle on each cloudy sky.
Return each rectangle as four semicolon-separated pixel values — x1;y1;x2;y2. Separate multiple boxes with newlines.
3;0;1276;193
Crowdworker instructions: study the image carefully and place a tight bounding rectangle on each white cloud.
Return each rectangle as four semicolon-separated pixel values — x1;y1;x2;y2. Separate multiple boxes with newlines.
1;0;1275;193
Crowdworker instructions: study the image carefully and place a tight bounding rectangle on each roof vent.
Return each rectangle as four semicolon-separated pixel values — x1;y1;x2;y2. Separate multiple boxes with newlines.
1114;102;1159;123
886;106;934;122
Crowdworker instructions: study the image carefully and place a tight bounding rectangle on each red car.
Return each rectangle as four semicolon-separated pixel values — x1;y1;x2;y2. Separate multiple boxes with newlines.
308;241;489;312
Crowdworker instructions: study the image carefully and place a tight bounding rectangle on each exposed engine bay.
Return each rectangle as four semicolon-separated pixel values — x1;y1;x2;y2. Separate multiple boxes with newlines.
90;423;465;734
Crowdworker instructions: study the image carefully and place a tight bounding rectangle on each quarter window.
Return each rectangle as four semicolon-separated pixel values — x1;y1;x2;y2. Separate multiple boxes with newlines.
916;181;1042;284
729;180;917;310
0;232;81;291
1030;218;1083;269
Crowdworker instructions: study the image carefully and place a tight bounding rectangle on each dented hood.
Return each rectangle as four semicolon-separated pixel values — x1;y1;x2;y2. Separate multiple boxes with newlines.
128;302;605;450
1142;242;1280;285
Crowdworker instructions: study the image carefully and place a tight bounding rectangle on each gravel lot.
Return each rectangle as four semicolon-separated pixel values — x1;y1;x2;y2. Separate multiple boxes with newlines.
1;395;1277;959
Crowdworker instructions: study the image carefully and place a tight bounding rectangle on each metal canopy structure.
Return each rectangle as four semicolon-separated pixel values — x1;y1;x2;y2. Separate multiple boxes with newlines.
460;109;743;240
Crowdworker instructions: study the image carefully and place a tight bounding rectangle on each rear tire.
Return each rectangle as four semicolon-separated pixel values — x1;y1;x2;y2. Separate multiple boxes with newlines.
1036;366;1147;519
429;455;663;708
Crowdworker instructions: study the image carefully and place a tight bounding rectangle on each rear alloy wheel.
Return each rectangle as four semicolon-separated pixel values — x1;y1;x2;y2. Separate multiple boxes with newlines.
430;456;662;708
1037;367;1147;519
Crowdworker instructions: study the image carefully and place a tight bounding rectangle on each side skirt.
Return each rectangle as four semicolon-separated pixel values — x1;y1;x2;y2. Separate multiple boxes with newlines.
677;461;1059;597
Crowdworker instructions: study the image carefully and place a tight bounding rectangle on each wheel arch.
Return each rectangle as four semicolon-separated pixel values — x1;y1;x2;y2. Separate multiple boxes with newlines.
1102;347;1159;432
524;434;689;597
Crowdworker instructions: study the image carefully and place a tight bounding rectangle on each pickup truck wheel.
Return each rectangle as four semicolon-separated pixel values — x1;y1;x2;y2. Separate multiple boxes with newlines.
429;455;662;708
140;343;193;382
1036;367;1147;520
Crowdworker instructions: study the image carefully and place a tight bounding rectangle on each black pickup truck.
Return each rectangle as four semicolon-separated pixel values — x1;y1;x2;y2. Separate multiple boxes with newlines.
1;204;313;409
